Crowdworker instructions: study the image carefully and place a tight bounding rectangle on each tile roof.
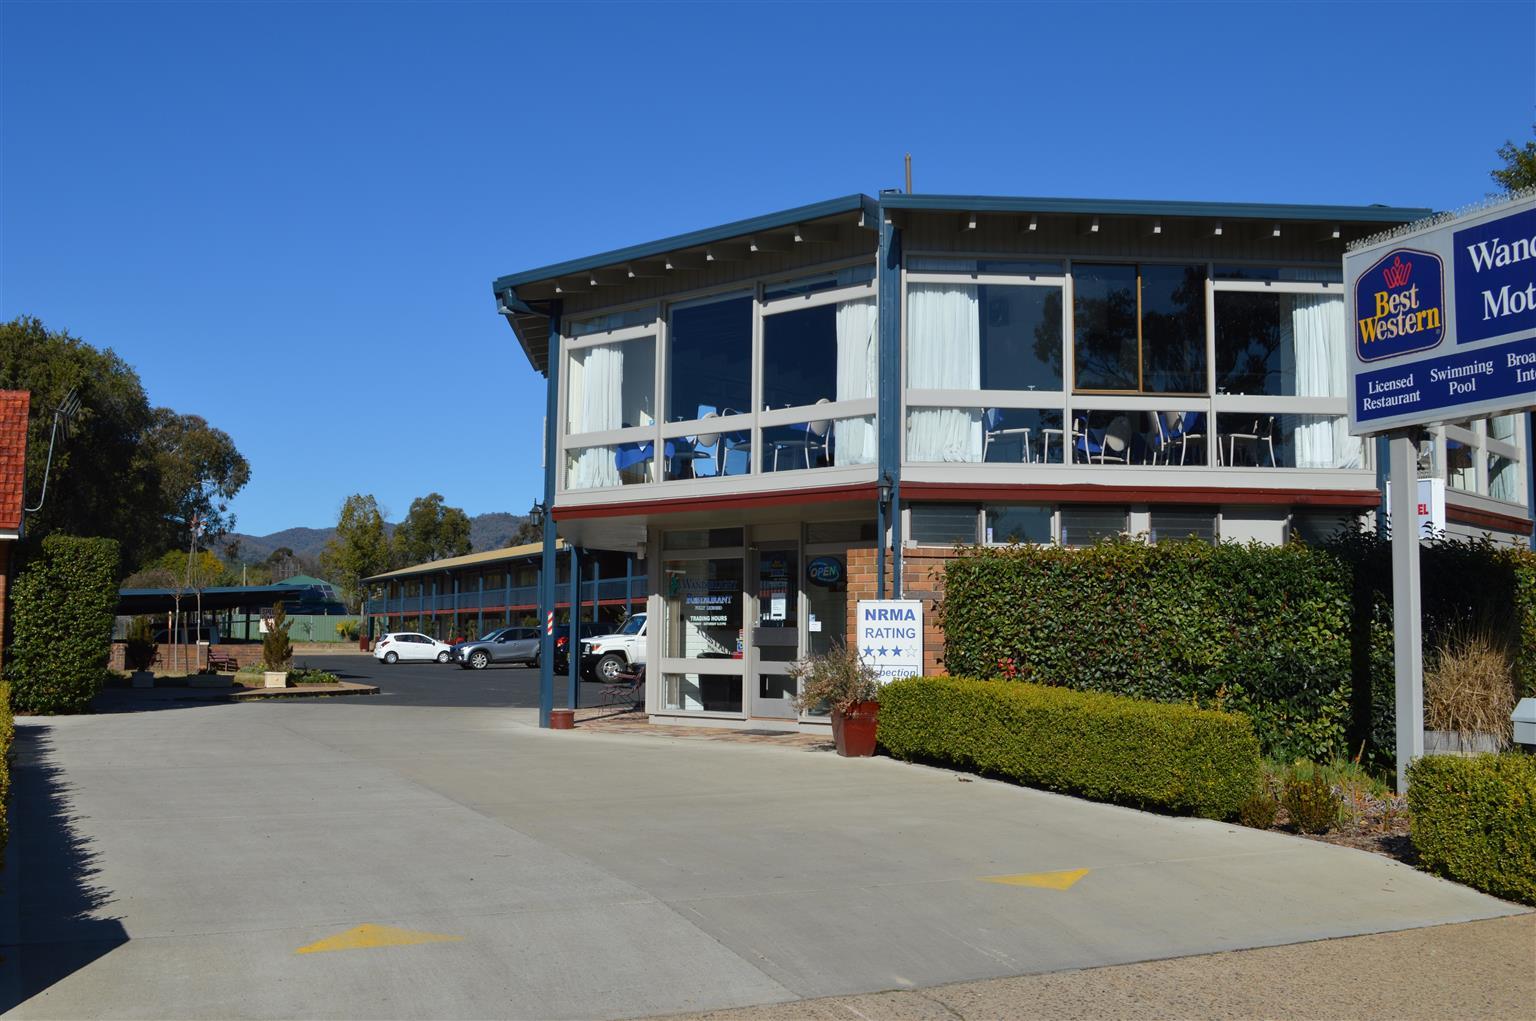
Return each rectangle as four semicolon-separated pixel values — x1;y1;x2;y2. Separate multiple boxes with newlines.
0;391;29;533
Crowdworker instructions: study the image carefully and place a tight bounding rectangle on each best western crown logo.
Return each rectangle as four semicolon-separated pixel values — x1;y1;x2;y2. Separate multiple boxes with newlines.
1355;247;1445;362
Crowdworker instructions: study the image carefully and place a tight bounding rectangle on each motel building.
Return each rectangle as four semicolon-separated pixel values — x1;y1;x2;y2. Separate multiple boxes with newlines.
492;192;1536;731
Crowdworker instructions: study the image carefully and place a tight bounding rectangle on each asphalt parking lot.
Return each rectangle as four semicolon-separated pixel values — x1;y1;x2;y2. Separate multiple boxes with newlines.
3;681;1528;1020
293;652;613;709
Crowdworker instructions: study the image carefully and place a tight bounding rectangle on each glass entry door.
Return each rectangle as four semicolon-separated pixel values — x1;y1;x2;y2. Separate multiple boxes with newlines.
750;544;799;719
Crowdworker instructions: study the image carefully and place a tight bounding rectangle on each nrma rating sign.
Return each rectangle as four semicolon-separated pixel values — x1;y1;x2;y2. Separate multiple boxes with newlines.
1354;248;1444;361
1347;192;1536;435
855;599;923;683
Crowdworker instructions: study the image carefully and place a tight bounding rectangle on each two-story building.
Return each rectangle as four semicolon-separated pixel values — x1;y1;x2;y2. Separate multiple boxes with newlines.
493;192;1535;730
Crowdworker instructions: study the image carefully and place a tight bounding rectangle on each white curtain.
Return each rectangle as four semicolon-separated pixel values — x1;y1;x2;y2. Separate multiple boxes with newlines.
906;283;982;462
833;296;877;465
567;343;623;488
1292;295;1360;469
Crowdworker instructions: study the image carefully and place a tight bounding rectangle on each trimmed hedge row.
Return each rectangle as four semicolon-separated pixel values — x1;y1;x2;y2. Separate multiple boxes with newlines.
5;534;121;715
878;675;1262;819
939;539;1352;762
0;681;11;869
1407;754;1536;907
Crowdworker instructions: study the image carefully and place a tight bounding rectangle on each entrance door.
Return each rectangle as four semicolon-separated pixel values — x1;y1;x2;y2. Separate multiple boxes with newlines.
750;544;799;719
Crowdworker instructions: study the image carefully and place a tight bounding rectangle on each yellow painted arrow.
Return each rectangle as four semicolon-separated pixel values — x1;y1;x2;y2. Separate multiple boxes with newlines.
295;923;464;955
981;867;1090;891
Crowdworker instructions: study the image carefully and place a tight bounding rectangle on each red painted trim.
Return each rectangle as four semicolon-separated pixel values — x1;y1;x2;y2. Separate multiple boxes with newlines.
1446;504;1533;535
554;482;878;521
898;482;1381;508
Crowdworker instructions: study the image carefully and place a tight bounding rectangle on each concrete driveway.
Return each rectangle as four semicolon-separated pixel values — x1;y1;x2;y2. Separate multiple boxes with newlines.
1;689;1527;1020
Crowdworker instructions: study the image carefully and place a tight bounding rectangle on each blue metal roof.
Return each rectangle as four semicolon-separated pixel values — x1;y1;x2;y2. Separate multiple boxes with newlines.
879;193;1433;223
491;193;879;294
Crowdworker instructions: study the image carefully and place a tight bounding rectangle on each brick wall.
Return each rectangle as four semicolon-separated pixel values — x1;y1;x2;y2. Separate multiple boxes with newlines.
109;642;265;672
845;545;963;676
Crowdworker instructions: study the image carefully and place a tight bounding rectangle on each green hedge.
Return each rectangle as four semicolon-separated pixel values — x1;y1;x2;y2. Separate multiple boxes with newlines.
939;539;1352;761
0;680;12;869
878;676;1262;819
5;534;121;714
1407;754;1536;906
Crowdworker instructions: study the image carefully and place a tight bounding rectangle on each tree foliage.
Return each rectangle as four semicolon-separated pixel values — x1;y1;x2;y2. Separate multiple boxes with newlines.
1491;124;1536;194
392;492;472;566
262;601;294;670
321;494;392;608
0;316;250;570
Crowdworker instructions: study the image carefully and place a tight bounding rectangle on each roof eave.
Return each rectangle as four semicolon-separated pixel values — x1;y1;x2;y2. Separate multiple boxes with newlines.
879;193;1433;224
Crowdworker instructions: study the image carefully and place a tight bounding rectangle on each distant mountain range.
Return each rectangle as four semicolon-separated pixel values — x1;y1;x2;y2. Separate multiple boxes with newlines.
222;512;531;565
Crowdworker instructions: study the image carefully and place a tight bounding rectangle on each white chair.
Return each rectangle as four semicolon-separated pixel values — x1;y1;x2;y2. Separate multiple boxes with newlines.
1227;415;1276;467
772;398;831;470
982;408;1034;463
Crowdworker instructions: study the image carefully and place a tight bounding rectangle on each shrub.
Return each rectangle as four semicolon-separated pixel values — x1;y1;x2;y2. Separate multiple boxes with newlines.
1408;754;1536;906
124;615;157;672
789;640;879;715
288;667;339;686
1280;764;1342;834
0;681;12;867
878;676;1262;819
262;601;293;670
5;535;121;714
335;619;361;641
1238;790;1279;829
938;540;1352;762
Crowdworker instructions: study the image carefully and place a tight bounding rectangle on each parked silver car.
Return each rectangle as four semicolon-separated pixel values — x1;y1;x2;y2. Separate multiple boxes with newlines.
453;626;542;670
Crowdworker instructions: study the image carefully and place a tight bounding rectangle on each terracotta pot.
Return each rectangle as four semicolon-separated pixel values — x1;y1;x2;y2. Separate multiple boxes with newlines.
550;708;576;730
831;700;879;757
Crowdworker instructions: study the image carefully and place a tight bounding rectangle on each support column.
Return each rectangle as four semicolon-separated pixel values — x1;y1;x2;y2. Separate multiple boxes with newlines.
568;545;581;710
538;299;563;728
876;203;903;601
1390;433;1424;792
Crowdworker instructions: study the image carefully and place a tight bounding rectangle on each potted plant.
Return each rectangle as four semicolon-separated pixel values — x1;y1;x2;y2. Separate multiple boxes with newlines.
261;601;294;688
790;640;882;757
1424;631;1515;755
125;615;157;688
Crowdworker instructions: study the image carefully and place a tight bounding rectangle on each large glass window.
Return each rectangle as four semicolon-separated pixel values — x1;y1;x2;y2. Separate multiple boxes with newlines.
566;335;655;433
1215;293;1345;397
909;504;979;545
667;295;752;422
909;282;1063;392
1059;506;1128;547
1150;507;1217;544
1073;264;1206;393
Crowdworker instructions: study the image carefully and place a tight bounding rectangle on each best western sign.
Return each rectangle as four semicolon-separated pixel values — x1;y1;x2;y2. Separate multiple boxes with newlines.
1347;192;1536;435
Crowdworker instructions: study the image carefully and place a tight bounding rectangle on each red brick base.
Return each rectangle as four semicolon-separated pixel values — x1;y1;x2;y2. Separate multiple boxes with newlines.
109;642;265;672
846;545;962;676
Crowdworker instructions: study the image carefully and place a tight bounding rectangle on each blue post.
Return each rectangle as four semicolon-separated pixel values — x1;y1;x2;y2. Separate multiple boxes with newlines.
591;557;601;623
568;545;581;710
876;202;903;599
625;554;634;616
538;299;563;728
477;572;484;635
876;491;886;600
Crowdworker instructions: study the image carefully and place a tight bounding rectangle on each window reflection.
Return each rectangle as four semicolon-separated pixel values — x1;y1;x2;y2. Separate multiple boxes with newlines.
667;296;752;422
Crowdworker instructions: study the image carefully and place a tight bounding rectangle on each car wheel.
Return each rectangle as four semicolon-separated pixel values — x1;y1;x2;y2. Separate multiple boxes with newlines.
469;650;490;670
596;653;626;681
530;650;540;670
437;651;450;663
384;651;398;664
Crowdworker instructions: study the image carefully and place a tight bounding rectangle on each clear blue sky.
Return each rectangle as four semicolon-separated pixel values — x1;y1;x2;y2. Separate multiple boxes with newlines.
3;1;1533;538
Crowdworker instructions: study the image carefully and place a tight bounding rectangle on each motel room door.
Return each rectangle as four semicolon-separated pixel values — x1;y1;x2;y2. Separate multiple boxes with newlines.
749;542;799;719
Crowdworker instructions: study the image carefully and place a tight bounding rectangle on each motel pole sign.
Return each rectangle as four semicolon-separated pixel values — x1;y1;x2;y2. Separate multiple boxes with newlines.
1345;188;1536;791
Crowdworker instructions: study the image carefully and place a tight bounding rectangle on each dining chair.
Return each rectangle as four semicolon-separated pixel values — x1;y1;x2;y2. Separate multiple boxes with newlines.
982;408;1034;463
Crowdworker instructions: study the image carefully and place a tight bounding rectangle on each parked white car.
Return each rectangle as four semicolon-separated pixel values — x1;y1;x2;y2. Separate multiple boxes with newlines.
580;613;648;680
374;632;454;664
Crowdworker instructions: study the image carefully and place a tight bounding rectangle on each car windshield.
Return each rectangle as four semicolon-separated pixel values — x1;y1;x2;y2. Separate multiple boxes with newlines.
617;615;646;635
476;631;502;642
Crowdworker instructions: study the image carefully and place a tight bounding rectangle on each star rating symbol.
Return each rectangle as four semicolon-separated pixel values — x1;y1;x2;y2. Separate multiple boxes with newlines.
877;646;889;657
863;645;876;658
